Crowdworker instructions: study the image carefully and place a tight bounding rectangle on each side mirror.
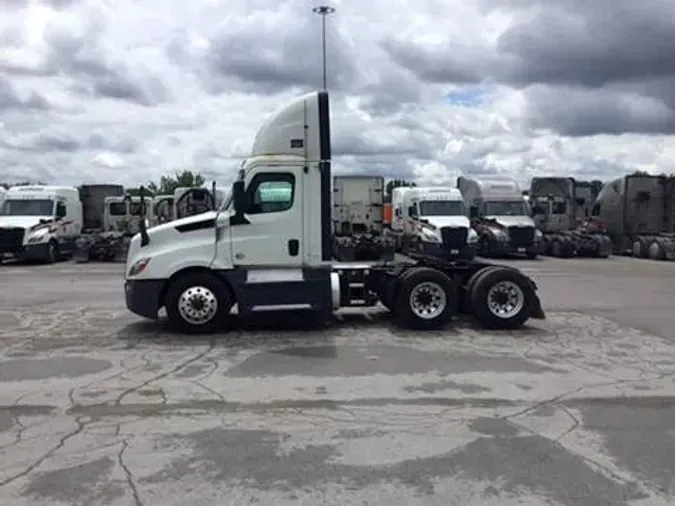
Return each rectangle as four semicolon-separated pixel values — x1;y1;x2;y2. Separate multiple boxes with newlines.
469;206;479;218
232;180;247;214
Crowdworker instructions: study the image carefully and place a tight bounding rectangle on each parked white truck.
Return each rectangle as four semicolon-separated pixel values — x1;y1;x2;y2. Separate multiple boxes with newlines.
390;186;477;260
123;90;544;333
457;177;542;259
0;185;83;262
332;175;395;261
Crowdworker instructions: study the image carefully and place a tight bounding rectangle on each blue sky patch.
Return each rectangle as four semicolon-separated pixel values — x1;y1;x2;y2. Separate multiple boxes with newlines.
446;87;490;107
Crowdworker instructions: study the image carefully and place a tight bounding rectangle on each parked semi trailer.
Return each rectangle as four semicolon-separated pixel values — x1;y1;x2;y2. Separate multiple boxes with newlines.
389;186;477;260
592;173;675;260
456;177;543;259
123;90;545;333
529;177;612;258
332;175;395;261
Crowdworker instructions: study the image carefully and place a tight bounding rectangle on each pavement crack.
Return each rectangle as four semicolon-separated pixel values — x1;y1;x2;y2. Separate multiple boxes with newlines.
0;415;88;488
118;439;143;506
114;339;216;405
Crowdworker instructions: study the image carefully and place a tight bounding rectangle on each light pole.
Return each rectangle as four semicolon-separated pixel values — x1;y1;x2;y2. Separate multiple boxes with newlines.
312;5;335;90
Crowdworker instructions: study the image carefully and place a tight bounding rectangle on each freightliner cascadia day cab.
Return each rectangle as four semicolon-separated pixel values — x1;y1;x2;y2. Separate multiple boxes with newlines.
124;91;545;332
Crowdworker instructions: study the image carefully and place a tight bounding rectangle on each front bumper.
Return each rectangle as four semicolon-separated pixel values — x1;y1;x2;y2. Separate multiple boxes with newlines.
489;240;542;256
125;279;165;319
419;241;477;260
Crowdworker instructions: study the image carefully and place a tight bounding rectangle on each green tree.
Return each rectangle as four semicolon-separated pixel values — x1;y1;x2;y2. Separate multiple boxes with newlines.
384;179;416;203
125;170;206;196
148;170;206;195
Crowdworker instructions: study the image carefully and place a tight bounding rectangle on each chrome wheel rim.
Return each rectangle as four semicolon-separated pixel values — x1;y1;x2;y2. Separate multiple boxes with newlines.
648;241;661;259
178;286;218;325
409;281;447;320
486;281;524;319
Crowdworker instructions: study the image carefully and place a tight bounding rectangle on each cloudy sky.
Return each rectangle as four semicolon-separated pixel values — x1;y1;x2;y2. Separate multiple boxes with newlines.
1;0;675;188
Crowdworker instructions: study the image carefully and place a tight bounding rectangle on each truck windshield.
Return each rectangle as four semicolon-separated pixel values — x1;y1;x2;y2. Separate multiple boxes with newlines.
419;200;464;216
1;199;54;216
485;201;528;216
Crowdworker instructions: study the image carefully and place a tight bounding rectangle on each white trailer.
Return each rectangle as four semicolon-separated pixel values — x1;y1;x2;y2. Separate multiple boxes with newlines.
390;186;477;260
332;175;394;261
0;185;83;263
123;91;545;333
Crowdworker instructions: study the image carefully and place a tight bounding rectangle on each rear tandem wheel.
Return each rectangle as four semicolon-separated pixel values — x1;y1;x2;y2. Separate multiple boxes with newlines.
392;267;456;330
469;267;533;329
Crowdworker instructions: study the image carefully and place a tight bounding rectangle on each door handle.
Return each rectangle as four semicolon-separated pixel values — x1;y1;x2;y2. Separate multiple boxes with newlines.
288;239;299;256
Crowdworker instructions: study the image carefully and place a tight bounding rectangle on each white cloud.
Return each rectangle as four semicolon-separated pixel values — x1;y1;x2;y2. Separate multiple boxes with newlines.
0;0;674;190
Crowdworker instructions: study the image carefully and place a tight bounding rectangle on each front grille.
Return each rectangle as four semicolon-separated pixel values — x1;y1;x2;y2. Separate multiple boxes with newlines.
0;227;25;254
508;226;535;247
440;226;468;248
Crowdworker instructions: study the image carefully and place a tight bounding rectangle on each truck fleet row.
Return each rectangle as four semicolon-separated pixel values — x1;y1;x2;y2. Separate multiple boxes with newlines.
0;184;224;263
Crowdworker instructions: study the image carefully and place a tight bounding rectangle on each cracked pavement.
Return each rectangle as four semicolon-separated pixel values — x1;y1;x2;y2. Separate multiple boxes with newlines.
1;257;675;505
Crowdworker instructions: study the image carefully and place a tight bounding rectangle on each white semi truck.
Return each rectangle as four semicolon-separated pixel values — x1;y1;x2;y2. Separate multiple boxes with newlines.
390;186;478;260
457;177;543;259
0;185;83;263
123;91;545;332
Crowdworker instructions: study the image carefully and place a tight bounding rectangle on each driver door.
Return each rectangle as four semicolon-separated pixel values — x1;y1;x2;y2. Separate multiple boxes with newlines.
228;170;304;267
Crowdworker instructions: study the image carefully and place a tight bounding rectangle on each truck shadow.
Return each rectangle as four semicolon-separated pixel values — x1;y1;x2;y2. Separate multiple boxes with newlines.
117;310;547;348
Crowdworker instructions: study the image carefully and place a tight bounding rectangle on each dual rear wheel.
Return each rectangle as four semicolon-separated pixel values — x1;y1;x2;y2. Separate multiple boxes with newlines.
393;265;532;330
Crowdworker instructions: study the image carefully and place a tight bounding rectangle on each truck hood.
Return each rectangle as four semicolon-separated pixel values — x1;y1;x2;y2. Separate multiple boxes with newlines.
485;215;535;228
0;215;52;229
421;216;470;229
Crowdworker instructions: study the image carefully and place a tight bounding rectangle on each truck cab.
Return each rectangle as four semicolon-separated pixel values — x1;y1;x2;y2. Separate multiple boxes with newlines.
457;177;542;259
393;187;477;259
0;185;82;262
124;91;544;333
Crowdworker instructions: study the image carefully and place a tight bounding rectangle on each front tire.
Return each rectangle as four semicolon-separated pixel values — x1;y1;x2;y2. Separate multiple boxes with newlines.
470;267;532;329
45;240;58;264
393;267;455;330
165;272;233;334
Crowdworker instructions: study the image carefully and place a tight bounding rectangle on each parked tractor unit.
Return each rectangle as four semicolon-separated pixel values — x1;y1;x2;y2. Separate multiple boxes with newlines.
529;177;612;258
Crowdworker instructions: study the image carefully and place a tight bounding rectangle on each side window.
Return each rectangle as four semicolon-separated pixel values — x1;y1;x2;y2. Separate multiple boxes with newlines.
247;173;295;214
109;202;127;216
591;203;601;216
56;200;67;218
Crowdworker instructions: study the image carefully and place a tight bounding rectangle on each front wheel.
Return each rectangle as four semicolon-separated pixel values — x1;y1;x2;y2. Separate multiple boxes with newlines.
393;267;456;330
470;267;533;329
45;240;59;264
164;272;234;333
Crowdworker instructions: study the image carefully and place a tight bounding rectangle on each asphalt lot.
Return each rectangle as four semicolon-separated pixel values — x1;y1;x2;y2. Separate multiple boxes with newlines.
1;256;675;506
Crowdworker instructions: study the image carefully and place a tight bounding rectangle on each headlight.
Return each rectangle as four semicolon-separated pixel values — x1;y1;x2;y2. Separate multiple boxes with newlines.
490;227;508;240
127;257;151;276
467;228;479;244
27;229;49;243
535;229;543;240
420;228;441;243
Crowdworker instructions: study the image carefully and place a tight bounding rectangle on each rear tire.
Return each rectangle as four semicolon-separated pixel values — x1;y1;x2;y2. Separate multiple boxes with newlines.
164;272;234;334
526;251;538;260
393;267;455;330
470;267;532;329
